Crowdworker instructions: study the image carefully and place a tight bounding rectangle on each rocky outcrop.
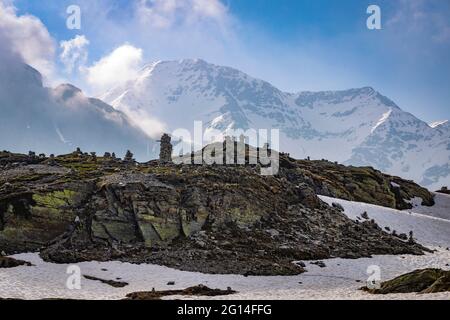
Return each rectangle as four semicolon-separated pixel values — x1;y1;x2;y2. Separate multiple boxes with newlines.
279;155;435;210
436;186;450;195
125;285;236;300
0;256;33;268
83;275;128;288
0;149;433;275
362;269;450;294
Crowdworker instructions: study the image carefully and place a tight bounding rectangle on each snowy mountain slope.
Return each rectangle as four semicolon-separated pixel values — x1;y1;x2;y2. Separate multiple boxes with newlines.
288;87;400;162
101;59;308;139
0;60;152;160
101;59;450;190
347;107;450;187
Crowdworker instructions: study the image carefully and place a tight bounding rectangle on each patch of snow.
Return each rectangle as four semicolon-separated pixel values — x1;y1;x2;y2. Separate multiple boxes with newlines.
319;196;450;247
408;192;450;221
1;250;449;300
405;197;423;208
55;126;69;144
429;120;448;128
390;181;400;188
371;109;392;133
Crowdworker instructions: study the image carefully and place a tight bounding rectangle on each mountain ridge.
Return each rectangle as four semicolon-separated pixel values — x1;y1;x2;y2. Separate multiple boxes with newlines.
1;57;448;190
100;59;450;190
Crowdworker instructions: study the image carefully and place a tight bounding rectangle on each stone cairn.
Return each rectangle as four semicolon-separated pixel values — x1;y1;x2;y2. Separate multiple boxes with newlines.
124;150;134;163
158;133;173;163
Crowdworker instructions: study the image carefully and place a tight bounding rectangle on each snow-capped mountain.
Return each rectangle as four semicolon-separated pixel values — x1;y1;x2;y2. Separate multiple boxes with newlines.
0;59;151;159
101;59;450;190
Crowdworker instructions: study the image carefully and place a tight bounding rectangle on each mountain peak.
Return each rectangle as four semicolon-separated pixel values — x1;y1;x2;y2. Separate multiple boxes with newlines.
23;64;43;87
357;86;376;94
53;84;83;101
0;62;43;88
55;83;82;93
178;58;208;65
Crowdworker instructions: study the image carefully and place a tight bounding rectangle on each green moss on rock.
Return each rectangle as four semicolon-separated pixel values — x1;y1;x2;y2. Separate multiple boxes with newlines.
32;190;76;209
363;269;450;294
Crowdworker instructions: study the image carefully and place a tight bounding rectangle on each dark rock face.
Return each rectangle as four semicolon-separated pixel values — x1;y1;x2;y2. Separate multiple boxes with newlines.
362;269;450;294
0;149;432;275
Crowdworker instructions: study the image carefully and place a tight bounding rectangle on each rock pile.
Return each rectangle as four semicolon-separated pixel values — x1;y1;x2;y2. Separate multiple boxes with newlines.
158;134;173;163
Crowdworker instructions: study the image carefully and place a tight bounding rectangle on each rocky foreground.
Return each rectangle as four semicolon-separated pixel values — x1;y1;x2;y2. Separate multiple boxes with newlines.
362;269;450;294
0;147;435;275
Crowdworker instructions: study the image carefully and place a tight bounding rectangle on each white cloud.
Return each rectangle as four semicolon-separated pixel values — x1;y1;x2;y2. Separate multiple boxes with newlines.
387;0;450;45
84;44;143;93
120;109;167;139
0;1;56;80
60;35;90;73
191;0;226;18
136;0;228;29
51;0;236;93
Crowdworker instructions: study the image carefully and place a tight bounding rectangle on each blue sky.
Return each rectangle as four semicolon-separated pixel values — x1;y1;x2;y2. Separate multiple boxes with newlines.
6;0;450;122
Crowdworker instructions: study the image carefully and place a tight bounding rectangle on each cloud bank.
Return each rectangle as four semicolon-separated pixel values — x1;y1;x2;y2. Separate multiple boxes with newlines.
84;44;143;93
1;0;449;123
136;0;228;29
60;35;90;73
387;0;450;44
0;1;56;81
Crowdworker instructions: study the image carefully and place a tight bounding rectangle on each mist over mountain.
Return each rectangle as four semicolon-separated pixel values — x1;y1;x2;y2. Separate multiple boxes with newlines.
0;57;152;160
101;59;450;190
